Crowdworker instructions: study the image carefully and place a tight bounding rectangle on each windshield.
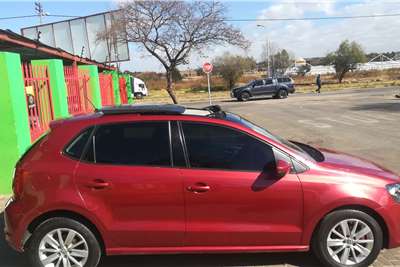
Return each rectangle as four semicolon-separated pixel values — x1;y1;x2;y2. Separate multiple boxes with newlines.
225;112;315;161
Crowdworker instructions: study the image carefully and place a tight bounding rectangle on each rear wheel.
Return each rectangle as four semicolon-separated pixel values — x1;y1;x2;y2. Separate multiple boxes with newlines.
276;89;288;99
312;210;382;267
239;91;250;101
27;217;101;267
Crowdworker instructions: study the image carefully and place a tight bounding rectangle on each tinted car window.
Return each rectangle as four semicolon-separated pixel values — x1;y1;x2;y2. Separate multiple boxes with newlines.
265;78;273;84
64;127;94;160
277;78;284;83
254;80;264;86
89;122;171;166
182;122;275;172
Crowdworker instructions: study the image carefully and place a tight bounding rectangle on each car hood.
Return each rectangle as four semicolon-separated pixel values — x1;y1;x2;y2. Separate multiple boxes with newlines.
318;148;399;181
232;86;247;91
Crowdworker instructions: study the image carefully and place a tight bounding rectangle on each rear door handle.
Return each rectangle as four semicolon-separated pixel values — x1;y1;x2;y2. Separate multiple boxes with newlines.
85;179;110;190
187;183;210;193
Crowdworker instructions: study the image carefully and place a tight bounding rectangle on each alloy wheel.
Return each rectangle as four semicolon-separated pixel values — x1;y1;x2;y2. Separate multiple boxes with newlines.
326;219;374;265
38;228;89;267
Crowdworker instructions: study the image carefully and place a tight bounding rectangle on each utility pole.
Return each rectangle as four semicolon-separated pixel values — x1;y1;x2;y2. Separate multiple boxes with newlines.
267;40;270;77
34;1;46;24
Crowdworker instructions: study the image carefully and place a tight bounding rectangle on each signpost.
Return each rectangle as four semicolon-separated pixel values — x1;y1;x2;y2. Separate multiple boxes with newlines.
203;62;213;105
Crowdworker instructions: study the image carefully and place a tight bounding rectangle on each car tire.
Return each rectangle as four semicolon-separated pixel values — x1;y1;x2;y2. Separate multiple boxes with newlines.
239;91;250;101
276;89;288;99
135;92;144;99
312;209;383;267
26;217;101;267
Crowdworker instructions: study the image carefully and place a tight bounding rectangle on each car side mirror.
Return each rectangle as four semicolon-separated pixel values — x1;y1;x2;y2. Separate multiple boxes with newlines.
276;160;291;178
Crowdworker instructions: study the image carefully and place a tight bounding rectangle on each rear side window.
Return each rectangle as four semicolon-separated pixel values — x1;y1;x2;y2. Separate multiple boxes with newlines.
254;80;264;86
181;122;276;172
86;122;171;166
64;127;94;160
265;78;273;84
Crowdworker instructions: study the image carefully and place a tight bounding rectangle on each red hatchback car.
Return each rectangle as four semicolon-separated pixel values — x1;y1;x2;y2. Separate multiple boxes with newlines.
4;105;400;267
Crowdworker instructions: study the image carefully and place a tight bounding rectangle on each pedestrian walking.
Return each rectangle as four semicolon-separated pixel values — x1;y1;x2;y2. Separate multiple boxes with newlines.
316;74;322;94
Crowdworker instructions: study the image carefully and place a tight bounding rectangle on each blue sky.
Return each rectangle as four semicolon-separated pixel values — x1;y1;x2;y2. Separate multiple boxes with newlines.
1;1;399;72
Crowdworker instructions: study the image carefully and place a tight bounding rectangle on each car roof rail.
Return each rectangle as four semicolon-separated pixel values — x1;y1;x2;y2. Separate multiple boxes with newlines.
96;104;186;115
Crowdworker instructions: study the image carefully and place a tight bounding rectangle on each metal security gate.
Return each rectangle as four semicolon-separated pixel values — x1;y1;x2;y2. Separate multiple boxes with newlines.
64;66;93;115
22;63;54;142
119;77;128;104
99;73;114;106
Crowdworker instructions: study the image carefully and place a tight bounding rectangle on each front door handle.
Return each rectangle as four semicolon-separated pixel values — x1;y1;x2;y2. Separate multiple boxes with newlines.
85;179;110;190
187;183;210;193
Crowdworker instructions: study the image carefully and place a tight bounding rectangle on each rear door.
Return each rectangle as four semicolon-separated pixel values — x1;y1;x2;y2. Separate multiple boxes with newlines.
179;122;303;247
251;79;266;96
263;78;277;95
74;121;185;249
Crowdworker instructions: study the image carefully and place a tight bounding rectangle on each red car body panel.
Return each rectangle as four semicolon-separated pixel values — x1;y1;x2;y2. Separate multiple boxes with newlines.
4;112;400;256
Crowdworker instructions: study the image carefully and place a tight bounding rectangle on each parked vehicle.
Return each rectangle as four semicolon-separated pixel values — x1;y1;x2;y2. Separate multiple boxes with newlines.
231;76;295;101
129;77;148;99
4;104;400;267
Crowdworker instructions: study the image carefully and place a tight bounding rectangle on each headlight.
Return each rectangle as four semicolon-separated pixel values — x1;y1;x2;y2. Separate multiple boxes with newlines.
386;183;400;202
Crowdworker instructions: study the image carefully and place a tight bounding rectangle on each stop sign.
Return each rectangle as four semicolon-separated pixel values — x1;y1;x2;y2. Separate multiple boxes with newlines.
202;62;213;74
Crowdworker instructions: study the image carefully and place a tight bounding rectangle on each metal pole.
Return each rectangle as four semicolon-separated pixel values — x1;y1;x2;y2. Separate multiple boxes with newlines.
207;73;212;105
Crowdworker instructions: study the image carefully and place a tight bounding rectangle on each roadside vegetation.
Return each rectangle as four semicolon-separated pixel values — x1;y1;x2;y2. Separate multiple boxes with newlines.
134;68;400;103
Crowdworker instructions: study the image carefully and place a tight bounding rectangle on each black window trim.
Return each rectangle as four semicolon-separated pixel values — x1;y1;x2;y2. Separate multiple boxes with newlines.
178;120;308;173
62;126;95;161
77;120;175;168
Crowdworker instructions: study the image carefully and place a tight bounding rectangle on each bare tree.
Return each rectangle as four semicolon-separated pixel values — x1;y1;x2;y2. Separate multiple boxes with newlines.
104;1;249;103
213;52;256;90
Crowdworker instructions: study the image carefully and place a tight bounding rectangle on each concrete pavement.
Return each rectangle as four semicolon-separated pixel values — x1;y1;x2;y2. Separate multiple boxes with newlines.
1;87;399;267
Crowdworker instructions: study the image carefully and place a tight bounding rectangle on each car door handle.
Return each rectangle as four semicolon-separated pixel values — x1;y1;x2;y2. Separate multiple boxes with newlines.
85;179;110;190
187;183;210;193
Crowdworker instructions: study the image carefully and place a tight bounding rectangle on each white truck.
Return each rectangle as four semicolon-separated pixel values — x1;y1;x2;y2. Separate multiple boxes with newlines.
130;77;148;99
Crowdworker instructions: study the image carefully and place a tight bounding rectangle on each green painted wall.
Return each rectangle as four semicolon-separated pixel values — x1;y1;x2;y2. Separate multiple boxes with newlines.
79;65;102;109
0;52;31;194
122;74;134;104
104;70;121;105
32;59;69;119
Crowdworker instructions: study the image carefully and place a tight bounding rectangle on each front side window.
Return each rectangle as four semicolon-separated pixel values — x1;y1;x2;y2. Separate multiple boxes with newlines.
265;78;273;84
181;122;276;172
85;122;170;166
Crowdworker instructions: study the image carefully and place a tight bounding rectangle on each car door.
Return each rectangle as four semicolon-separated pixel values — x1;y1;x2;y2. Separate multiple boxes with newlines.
179;121;303;247
74;121;185;248
263;78;277;95
251;79;266;96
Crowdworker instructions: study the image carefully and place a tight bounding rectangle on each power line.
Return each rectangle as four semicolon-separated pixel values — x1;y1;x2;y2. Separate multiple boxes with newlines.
226;13;400;22
0;14;79;21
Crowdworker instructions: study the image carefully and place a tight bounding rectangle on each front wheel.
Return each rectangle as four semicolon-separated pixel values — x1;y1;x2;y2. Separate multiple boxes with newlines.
312;210;383;267
239;91;251;101
26;217;101;267
134;92;144;99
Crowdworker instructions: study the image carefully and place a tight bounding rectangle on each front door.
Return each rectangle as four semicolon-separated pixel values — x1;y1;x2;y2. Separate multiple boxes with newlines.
75;121;185;249
179;122;303;247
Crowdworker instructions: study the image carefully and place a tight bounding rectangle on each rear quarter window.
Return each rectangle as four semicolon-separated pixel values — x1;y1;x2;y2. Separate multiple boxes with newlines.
64;127;94;160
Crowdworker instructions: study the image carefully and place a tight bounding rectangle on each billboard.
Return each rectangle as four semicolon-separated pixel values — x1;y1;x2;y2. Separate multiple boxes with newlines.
21;10;129;63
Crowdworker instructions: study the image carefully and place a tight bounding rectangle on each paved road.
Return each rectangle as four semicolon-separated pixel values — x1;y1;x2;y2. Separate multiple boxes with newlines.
1;87;399;267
